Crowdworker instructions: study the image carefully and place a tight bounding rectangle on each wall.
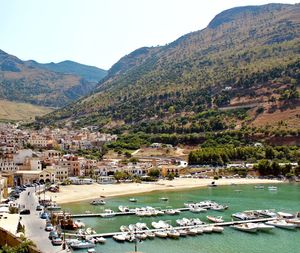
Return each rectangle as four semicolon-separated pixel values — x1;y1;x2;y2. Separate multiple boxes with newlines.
0;227;42;253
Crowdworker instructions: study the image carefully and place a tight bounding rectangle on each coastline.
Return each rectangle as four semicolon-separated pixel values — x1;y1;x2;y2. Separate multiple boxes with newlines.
46;178;283;204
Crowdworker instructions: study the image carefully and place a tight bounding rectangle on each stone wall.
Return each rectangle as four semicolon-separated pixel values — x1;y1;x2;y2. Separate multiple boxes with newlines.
0;227;42;253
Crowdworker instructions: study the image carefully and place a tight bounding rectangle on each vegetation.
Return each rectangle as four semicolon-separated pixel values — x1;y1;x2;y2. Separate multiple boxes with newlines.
38;4;300;132
0;236;36;253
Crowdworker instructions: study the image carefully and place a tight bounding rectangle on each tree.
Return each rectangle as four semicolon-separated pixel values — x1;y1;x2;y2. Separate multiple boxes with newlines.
147;168;160;178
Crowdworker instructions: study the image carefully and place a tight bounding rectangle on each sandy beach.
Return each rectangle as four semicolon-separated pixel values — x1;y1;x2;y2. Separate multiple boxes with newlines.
46;178;283;204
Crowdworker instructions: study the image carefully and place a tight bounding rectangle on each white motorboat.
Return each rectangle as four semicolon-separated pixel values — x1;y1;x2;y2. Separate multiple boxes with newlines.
113;233;127;242
265;220;297;229
154;231;168;238
232;212;254;220
268;186;277;191
186;228;198;236
87;249;96;253
145;231;155;239
286;218;300;227
203;226;213;233
231;223;257;233
256;210;277;218
100;209;115;218
118;206;130;212
207;215;224;223
90;199;105;205
211;205;227;211
135;222;149;230
151;220;171;229
136;233;147;240
254;223;275;231
195;227;203;234
176;218;190;226
164;209;177;215
120;225;129;232
129;198;137;202
167;230;180;239
255;185;265;189
212;226;224;233
190;218;204;225
69;240;95;249
178;229;187;236
95;237;106;243
189;206;207;213
277;212;294;219
160;197;169;201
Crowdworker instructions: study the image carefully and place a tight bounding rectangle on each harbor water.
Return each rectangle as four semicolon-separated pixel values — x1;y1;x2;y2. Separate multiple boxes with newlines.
61;183;300;253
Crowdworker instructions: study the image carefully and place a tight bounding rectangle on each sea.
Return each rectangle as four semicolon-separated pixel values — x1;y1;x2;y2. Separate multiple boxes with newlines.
61;183;300;253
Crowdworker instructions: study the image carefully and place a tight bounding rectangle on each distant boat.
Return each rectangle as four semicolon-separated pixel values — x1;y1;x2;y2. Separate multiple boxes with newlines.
207;215;224;223
129;198;137;202
100;209;115;218
255;185;264;189
268;186;277;191
208;181;217;187
265;220;297;229
231;223;257;233
160;197;169;201
90;199;105;205
277;212;294;219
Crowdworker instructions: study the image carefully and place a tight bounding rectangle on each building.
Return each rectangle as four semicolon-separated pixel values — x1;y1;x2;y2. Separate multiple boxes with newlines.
0;159;18;172
55;166;68;182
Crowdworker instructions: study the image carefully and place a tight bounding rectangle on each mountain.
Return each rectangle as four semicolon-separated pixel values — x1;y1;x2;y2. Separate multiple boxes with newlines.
39;3;300;131
25;60;107;82
0;50;107;107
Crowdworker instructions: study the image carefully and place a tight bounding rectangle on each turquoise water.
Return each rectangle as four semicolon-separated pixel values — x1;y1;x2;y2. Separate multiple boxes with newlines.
62;183;300;253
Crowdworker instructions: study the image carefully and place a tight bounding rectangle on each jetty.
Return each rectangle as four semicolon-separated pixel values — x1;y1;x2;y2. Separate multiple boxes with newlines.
65;217;277;238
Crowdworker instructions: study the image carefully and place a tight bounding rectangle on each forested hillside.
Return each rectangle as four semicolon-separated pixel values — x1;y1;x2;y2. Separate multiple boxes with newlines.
39;3;300;131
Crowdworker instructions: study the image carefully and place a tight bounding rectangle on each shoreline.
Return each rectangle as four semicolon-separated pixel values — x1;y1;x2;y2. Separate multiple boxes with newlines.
46;178;284;204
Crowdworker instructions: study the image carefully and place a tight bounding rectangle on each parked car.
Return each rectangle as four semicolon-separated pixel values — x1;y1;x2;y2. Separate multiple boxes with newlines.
36;205;43;211
51;237;63;245
40;212;49;219
49;231;58;240
20;209;30;215
45;223;54;231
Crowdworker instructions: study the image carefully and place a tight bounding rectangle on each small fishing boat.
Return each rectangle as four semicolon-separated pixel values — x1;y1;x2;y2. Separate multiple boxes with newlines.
90;199;105;205
268;186;277;191
95;237;106;243
100;209;115;218
203;226;213;233
186;228;198;236
87;249;96;253
69;240;95;249
113;233;127;242
195;227;203;234
207;215;224;223
277;212;294;219
120;225;129;232
254;185;265;189
178;229;187;236
231;223;257;233
136;233;147;240
154;231;168;238
160;197;169;201
265;220;297;229
254;223;275;231
286;218;300;227
212;226;224;233
256;210;277;218
118;206;130;213
145;231;155;239
164;209;177;215
167;230;180;239
189;206;207;213
129;198;137;202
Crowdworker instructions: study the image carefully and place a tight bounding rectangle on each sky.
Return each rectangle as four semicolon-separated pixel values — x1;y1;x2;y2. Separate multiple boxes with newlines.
0;0;298;70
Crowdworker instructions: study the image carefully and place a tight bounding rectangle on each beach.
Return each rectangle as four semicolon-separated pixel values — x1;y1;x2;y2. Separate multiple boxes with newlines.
47;178;283;204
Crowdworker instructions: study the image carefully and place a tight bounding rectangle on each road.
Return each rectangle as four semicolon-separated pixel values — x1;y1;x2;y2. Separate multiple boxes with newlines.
17;186;68;253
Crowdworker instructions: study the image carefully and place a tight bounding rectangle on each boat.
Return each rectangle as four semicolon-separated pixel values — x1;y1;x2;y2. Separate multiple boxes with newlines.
203;226;213;233
189;206;207;213
145;231;155;239
186;228;198;236
268;186;277;191
100;209;115;218
118;206;130;213
178;229;187;236
286;218;300;227
129;198;137;202
90;199;105;205
211;205;227;211
95;237;106;243
69;240;95;249
151;220;171;229
231;223;257;233
167;230;180;239
160;197;169;201
232;212;256;220
212;226;224;233
47;203;61;211
113;233;127;242
86;227;96;235
277;212;294;219
207;215;224;223
256;210;277;218
164;209;177;215
87;249;96;253
254;223;275;231
265;220;297;229
195;227;203;234
254;185;265;189
154;231;168;238
120;225;129;232
136;233;147;240
74;219;86;228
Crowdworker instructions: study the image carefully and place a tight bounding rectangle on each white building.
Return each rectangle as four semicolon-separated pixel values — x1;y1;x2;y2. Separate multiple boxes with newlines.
0;159;18;172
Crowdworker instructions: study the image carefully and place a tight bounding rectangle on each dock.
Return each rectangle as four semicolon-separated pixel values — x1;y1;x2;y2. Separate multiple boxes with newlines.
70;208;190;218
65;217;277;238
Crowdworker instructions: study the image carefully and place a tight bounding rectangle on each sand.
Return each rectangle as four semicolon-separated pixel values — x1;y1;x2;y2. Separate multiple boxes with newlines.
46;178;283;204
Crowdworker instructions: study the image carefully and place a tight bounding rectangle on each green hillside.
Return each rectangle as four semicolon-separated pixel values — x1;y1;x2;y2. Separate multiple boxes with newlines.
39;3;300;132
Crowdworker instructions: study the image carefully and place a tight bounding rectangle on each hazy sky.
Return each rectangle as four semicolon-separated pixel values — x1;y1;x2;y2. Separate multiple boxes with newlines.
0;0;298;69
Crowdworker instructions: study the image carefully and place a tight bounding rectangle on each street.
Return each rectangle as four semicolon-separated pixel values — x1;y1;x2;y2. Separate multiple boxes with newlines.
17;186;67;253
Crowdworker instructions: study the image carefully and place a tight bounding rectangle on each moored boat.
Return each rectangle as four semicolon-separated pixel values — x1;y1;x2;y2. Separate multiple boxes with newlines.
167;230;180;239
207;215;224;223
100;209;115;218
154;230;168;238
254;223;275;231
277;212;294;219
69;240;95;249
212;226;224;233
113;233;127;242
95;237;106;243
90;199;105;205
231;223;257;233
265;220;297;229
129;198;137;202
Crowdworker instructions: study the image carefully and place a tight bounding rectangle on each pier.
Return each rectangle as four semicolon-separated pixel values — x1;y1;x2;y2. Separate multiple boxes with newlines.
65;217;277;238
70;208;190;218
